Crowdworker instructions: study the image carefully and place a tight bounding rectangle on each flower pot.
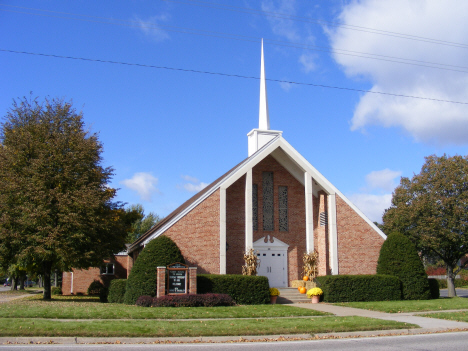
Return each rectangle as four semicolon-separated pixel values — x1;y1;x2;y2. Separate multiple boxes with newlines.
311;295;320;304
270;296;278;304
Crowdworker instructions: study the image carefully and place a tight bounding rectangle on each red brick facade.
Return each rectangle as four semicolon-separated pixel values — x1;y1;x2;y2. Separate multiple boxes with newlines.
336;195;384;275
62;255;128;295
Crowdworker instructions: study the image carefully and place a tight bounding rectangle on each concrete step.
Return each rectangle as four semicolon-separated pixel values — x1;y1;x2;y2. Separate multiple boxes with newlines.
276;288;311;304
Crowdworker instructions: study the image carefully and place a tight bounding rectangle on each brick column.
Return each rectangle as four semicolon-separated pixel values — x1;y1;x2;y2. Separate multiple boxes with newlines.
317;191;329;276
304;172;314;253
245;169;253;251
189;267;197;294
157;267;166;298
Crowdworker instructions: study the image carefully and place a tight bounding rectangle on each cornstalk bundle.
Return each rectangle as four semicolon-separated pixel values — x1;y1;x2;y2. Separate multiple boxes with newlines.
242;248;260;276
302;250;319;279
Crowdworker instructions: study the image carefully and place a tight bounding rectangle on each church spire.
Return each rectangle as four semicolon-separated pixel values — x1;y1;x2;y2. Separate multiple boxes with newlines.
258;39;270;130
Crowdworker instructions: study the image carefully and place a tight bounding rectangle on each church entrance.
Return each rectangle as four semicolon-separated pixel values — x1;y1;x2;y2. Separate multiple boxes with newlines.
253;236;288;287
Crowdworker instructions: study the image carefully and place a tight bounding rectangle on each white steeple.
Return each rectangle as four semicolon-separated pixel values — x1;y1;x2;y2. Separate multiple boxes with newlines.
259;39;270;130
247;39;282;156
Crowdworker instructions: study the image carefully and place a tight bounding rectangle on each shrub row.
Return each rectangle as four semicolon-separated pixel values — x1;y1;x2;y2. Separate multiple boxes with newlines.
428;278;440;299
315;275;401;302
107;279;127;303
135;294;235;307
87;280;108;302
197;274;270;305
436;278;467;289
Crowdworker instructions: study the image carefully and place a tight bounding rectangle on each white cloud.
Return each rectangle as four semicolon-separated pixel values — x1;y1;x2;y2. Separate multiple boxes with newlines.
364;169;402;192
133;14;170;42
121;172;159;201
180;175;208;193
279;81;293;92
348;193;393;223
298;52;317;73
348;168;401;222
261;0;299;42
328;0;468;145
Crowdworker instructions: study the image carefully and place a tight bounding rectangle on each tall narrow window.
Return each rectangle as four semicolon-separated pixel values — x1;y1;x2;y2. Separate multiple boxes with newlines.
279;186;288;231
252;184;258;231
263;172;274;231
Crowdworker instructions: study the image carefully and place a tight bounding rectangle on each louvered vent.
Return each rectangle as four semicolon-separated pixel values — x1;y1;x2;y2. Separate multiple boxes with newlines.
320;211;328;226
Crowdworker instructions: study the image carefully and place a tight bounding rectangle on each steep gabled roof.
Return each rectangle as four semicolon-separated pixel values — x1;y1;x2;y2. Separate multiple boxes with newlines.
128;135;386;253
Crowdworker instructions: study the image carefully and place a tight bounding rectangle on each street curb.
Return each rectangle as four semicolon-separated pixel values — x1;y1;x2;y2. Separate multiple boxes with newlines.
1;328;468;344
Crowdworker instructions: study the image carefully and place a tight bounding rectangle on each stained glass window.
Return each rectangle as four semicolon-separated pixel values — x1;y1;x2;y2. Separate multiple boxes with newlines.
252;184;258;231
263;172;274;231
279;186;288;231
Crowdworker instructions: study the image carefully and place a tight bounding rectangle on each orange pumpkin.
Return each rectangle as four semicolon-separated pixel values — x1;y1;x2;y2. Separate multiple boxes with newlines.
297;286;302;291
303;276;309;281
299;286;307;294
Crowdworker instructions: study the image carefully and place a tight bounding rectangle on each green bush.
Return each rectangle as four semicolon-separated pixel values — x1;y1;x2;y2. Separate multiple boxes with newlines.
108;279;127;304
315;275;401;302
377;232;431;300
51;286;62;295
428;278;440;299
124;235;185;305
197;274;270;305
87;280;104;296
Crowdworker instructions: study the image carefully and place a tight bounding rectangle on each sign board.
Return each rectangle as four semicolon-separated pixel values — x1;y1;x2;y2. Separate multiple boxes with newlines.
167;262;188;294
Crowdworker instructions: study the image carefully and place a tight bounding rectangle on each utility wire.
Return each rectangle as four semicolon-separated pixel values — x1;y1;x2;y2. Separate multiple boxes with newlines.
2;6;468;74
2;49;468;106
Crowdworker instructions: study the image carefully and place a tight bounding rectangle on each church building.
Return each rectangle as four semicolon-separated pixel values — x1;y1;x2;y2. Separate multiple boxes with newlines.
126;42;386;287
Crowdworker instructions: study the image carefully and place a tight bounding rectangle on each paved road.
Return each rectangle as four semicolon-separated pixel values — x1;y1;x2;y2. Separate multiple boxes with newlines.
1;332;468;350
440;288;468;297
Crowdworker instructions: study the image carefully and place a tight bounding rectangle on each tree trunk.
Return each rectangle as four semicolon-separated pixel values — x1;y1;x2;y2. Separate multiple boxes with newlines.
10;276;17;291
446;263;457;297
42;262;52;300
19;276;25;290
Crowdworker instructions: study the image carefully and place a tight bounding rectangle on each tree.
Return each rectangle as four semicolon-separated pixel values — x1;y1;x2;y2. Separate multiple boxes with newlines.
0;96;130;300
376;232;431;300
123;235;184;305
125;204;160;243
382;154;468;297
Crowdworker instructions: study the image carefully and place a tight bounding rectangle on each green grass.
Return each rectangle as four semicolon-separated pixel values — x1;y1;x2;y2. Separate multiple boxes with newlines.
420;311;468;322
0;295;329;319
335;297;468;313
0;317;416;337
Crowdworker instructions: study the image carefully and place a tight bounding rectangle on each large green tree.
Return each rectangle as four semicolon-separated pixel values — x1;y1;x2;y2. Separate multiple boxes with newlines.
382;154;468;297
125;204;160;243
0;96;130;300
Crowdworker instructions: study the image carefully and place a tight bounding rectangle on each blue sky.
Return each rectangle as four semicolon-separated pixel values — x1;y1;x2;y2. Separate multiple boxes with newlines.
2;0;468;223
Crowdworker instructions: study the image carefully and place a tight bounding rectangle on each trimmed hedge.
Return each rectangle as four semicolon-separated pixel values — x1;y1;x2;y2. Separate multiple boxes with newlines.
437;278;467;289
428;278;440;299
87;280;104;296
135;295;153;307
124;235;185;305
108;279;127;304
377;232;431;300
315;275;401;302
152;294;235;307
197;274;270;305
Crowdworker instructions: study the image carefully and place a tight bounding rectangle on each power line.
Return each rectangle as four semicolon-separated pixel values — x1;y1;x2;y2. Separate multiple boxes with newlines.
2;49;468;106
2;6;468;75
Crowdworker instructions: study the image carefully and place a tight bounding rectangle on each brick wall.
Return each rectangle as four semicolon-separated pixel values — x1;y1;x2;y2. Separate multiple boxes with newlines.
335;195;384;275
226;155;307;284
62;255;128;295
161;189;221;274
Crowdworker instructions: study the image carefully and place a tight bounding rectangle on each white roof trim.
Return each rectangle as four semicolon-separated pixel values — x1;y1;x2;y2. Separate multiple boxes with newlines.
142;134;386;246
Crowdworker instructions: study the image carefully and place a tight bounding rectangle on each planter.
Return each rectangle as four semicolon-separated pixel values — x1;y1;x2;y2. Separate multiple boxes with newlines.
270;296;278;304
311;295;320;304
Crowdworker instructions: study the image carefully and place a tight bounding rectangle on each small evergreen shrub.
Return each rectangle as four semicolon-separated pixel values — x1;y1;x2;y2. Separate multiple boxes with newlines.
124;235;185;305
316;275;401;302
51;287;62;295
377;232;431;300
428;278;440;299
108;279;127;304
99;286;109;303
87;280;105;296
152;293;235;307
197;274;269;305
135;295;153;307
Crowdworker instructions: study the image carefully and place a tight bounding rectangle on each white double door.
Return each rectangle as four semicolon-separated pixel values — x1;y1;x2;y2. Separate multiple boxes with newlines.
254;236;288;287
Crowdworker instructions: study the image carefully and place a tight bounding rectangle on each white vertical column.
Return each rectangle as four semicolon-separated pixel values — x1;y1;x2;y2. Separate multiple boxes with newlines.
245;170;253;251
328;194;338;275
219;187;227;274
305;172;314;253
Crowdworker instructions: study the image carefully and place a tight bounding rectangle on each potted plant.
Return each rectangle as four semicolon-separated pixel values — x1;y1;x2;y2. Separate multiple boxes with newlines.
269;288;280;304
306;287;323;304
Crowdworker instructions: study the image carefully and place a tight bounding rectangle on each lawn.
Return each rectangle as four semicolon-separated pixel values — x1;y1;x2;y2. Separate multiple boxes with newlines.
0;317;415;337
0;295;328;319
335;297;468;313
420;311;468;322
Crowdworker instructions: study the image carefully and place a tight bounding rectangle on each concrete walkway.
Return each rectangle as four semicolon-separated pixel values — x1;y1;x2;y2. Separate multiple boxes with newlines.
292;302;468;330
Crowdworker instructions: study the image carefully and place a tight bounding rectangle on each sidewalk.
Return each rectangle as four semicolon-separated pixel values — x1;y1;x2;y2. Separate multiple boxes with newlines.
293;302;468;330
